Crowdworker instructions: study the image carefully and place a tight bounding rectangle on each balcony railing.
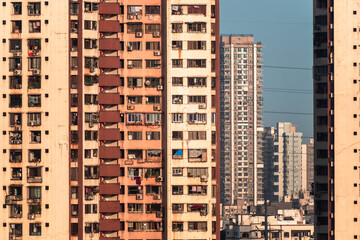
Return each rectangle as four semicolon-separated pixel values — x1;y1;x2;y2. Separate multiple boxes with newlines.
6;195;22;204
27;176;42;183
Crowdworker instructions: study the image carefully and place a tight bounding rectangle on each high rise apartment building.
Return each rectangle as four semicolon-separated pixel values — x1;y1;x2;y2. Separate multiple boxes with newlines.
220;35;263;208
262;123;303;202
0;1;220;240
314;0;360;239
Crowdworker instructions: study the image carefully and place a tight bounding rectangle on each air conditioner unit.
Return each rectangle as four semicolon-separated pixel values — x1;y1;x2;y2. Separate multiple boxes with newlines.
198;103;206;109
32;69;41;75
72;211;78;216
156;176;163;182
153;195;161;200
154;51;161;56
153;106;161;111
201;176;208;182
136;194;143;200
135;32;143;38
157;85;163;91
14;70;21;75
127;105;135;110
153;32;160;38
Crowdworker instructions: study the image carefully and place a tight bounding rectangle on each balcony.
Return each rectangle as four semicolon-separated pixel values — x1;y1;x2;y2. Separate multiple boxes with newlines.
6;194;22;204
99;20;121;32
98;93;120;105
99;129;121;141
10;150;22;163
99;111;120;123
100;165;120;177
99;146;121;159
99;219;121;232
99;2;121;15
99;201;121;213
99;183;121;195
99;56;121;69
99;38;120;51
99;75;122;87
27;167;42;183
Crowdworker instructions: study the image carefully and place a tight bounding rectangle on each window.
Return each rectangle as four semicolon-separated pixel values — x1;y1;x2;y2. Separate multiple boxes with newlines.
172;186;183;195
189;131;206;140
172;77;183;86
128;41;142;51
172;23;183;33
172;204;184;213
10;149;22;163
172;131;183;140
127;113;143;125
188;77;206;87
188;113;206;124
84;2;98;12
146;41;160;50
188;185;207;195
84;39;97;49
128;131;142;140
128;5;143;19
145;24;160;35
188;96;206;104
9;76;22;89
128;96;142;104
28;76;41;89
28;2;41;16
145;6;160;15
30;223;41;236
172;5;183;15
146;60;161;68
84;166;99;179
188;222;207;232
127;23;142;34
172;168;183;176
145;78;161;88
188;149;207;162
172;59;183;68
145;96;160;104
28;57;41;70
84;57;98;70
127;77;142;88
30;131;41;143
172;222;183;232
146;185;161;195
9;57;22;71
172;149;183;159
146;131;160;140
188;5;206;15
29;20;41;33
172;41;183;50
27;113;41;126
128;60;142;69
188;168;208;177
172;95;183;104
84;20;97;30
27;39;40;56
187;22;206;33
145;113;161;124
11;20;22;33
70;3;79;15
188;59;206;68
29;150;41;163
85;131;98;141
128;150;143;160
28;186;41;200
188;41;206;50
9;39;22;52
128;203;143;213
85;223;99;234
172;113;183;123
11;2;22;15
84;94;98;105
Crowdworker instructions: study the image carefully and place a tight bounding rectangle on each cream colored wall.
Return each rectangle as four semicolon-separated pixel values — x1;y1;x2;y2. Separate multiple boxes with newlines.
0;0;70;239
333;0;360;238
166;0;216;239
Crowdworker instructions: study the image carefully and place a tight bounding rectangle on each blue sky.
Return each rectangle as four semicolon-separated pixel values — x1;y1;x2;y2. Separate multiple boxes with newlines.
220;0;313;140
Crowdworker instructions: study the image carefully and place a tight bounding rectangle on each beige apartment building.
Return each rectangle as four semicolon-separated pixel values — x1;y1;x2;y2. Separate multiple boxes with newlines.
0;1;220;240
220;35;264;208
314;0;360;239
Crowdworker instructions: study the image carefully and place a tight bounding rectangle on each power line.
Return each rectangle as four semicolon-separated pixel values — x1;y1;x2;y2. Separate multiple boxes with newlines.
263;87;312;92
262;65;312;71
263;89;313;95
263;111;313;116
221;20;312;26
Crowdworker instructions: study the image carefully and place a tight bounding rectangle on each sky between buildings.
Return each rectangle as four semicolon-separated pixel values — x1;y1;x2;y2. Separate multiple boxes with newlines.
220;0;313;141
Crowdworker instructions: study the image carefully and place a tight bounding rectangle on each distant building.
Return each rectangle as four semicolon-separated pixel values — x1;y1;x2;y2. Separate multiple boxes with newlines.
277;122;303;200
263;127;279;202
263;123;303;202
302;139;314;193
224;209;314;240
220;34;264;208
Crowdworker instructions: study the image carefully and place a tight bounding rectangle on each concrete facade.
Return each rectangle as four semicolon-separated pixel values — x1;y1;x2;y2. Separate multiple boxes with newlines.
220;35;264;208
302;139;314;193
314;0;360;239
